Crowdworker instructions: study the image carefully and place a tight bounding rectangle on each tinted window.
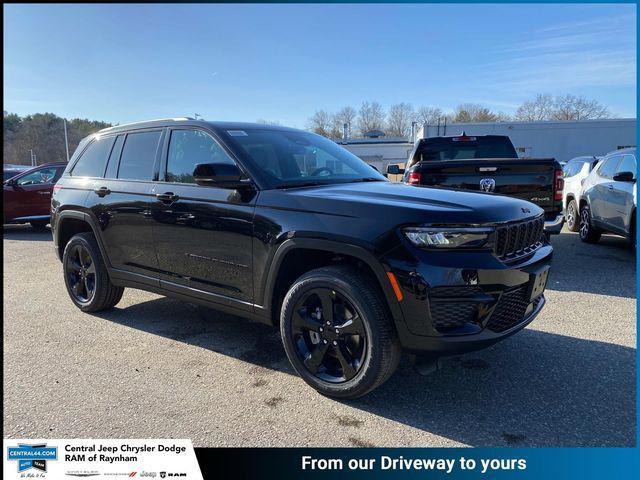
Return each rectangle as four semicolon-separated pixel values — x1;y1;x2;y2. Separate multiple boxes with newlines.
417;136;518;161
104;135;125;179
166;130;235;183
598;156;621;179
616;154;636;179
117;131;162;181
16;167;61;186
227;129;384;188
71;136;115;177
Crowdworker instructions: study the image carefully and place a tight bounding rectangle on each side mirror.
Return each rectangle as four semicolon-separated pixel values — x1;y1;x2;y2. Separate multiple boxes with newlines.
193;163;248;188
613;171;635;182
387;164;404;175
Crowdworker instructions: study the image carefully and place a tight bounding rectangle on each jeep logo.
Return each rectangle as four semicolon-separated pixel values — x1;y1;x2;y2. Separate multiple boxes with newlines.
479;178;496;192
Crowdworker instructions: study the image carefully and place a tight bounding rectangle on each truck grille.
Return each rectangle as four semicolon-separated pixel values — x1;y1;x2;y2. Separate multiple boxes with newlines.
485;285;532;333
495;215;544;260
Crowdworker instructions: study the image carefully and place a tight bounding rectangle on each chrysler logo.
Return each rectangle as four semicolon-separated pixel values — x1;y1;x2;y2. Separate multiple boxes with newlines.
479;178;496;192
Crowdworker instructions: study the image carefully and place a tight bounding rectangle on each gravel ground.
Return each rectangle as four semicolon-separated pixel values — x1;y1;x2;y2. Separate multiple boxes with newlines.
3;225;636;447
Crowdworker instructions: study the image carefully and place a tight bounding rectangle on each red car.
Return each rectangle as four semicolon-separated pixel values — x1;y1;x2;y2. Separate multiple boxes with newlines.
3;162;67;230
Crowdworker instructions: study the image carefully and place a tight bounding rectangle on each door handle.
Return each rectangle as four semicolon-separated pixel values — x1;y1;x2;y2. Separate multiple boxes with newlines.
38;191;51;195
607;185;614;190
94;186;111;197
156;192;179;204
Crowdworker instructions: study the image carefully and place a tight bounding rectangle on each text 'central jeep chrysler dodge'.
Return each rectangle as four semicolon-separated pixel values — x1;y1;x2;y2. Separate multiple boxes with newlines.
52;118;552;398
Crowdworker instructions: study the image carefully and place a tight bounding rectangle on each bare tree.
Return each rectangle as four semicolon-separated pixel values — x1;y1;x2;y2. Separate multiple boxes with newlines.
552;94;610;120
415;106;445;125
357;101;385;134
386;103;415;137
515;94;555;121
453;103;501;123
332;106;357;139
306;110;332;137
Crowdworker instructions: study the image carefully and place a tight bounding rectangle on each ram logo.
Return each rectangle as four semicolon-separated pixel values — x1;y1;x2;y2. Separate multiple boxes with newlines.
479;178;496;192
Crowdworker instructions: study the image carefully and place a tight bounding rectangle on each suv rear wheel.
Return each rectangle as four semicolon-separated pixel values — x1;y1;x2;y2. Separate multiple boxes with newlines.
280;265;401;399
565;199;579;232
579;204;601;243
63;232;124;312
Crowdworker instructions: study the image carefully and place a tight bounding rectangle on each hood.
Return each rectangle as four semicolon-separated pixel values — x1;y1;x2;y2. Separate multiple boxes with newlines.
258;181;544;227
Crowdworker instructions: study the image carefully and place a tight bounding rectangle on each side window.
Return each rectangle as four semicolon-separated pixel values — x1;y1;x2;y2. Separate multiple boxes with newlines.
616;154;636;179
104;135;125;179
563;163;580;178
166;130;235;183
71;136;116;178
598;156;621;179
117;131;162;181
15;167;59;186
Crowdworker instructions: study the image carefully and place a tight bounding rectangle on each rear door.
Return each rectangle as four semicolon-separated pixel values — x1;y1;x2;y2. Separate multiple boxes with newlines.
150;127;256;308
609;154;636;234
591;155;621;226
81;129;164;279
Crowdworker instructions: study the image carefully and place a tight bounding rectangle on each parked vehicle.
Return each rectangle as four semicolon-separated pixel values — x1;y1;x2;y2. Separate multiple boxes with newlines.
52;118;553;398
3;162;67;229
3;164;28;181
562;156;600;231
387;134;565;236
579;148;636;248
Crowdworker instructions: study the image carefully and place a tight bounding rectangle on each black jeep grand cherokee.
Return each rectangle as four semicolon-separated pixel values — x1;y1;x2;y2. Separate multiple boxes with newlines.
52;118;552;399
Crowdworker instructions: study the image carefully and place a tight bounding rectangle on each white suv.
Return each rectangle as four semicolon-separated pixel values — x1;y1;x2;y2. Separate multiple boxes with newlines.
563;156;600;231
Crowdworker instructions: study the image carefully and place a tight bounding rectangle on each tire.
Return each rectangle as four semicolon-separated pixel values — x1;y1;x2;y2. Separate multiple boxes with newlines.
565;199;579;232
30;221;48;231
280;265;401;399
63;232;124;312
579;203;601;243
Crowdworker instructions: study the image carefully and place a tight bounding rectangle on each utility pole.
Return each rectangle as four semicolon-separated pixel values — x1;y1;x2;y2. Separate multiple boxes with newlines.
63;118;70;162
30;149;37;166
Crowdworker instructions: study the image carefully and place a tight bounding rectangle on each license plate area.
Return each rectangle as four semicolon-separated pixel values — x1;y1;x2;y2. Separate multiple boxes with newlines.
528;267;550;302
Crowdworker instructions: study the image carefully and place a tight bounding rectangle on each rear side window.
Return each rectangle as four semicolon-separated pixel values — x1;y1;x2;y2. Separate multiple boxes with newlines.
104;135;125;179
117;131;162;181
563;162;582;178
617;154;636;179
166;129;235;183
598;156;621;179
71;136;116;177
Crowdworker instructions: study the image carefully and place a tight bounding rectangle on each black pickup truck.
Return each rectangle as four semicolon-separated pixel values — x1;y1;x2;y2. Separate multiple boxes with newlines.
388;134;565;234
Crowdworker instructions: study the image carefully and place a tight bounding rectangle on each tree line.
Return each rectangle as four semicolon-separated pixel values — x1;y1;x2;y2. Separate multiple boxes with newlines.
307;94;613;139
3;111;112;166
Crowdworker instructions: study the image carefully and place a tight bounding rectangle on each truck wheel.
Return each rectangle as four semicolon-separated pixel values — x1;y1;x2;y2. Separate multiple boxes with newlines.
565;200;579;232
280;265;401;399
579;204;601;243
63;232;124;312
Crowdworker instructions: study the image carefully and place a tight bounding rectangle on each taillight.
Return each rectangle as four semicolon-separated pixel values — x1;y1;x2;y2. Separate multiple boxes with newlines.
554;169;564;201
407;171;422;185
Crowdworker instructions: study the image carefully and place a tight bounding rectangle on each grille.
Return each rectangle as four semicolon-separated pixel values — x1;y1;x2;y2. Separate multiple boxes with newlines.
430;301;478;331
429;286;484;331
486;285;531;333
495;215;544;260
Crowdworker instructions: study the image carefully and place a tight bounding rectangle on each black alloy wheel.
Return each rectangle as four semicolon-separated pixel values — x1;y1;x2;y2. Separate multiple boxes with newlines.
291;288;367;383
65;243;97;304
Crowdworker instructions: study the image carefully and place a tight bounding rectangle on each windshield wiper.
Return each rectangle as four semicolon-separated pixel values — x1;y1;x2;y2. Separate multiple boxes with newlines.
349;177;385;183
275;181;330;189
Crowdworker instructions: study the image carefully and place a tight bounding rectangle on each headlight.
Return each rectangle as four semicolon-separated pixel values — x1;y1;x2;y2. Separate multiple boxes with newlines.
403;226;494;249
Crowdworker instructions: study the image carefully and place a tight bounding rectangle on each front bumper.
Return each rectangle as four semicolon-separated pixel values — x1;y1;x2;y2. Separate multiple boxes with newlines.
544;213;564;235
384;241;553;355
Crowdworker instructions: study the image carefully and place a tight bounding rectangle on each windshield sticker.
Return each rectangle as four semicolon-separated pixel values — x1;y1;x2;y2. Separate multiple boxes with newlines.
227;130;248;136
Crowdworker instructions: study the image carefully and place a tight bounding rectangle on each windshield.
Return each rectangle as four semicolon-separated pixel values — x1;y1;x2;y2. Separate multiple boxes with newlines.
224;129;386;188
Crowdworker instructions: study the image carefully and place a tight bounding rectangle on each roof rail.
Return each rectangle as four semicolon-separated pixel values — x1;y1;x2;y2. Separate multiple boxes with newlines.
99;117;196;133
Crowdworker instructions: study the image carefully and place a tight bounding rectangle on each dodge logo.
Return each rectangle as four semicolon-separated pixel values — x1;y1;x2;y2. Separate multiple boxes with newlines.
479;178;496;192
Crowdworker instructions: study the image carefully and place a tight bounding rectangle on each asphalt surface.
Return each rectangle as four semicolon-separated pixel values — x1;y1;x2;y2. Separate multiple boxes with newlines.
3;225;636;447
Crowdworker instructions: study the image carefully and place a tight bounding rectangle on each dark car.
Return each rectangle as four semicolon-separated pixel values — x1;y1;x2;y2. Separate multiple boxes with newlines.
3;162;67;229
4;164;29;181
52;118;553;398
579;148;636;247
388;134;565;236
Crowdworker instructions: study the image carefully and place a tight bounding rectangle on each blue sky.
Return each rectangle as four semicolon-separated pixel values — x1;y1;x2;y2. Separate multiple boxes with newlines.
3;3;637;128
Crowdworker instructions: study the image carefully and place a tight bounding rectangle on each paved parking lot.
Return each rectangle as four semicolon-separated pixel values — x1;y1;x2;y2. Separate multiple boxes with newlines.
3;225;636;447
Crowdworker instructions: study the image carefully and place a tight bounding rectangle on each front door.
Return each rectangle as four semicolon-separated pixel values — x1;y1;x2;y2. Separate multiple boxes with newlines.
4;165;64;221
591;155;621;226
151;128;256;308
609;154;636;234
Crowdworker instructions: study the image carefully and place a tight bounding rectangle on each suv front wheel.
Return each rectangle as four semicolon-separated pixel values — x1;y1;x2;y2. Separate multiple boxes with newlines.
63;232;124;312
280;265;401;399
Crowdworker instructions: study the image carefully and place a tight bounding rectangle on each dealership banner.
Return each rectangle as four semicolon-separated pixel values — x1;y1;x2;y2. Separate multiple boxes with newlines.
3;439;202;479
